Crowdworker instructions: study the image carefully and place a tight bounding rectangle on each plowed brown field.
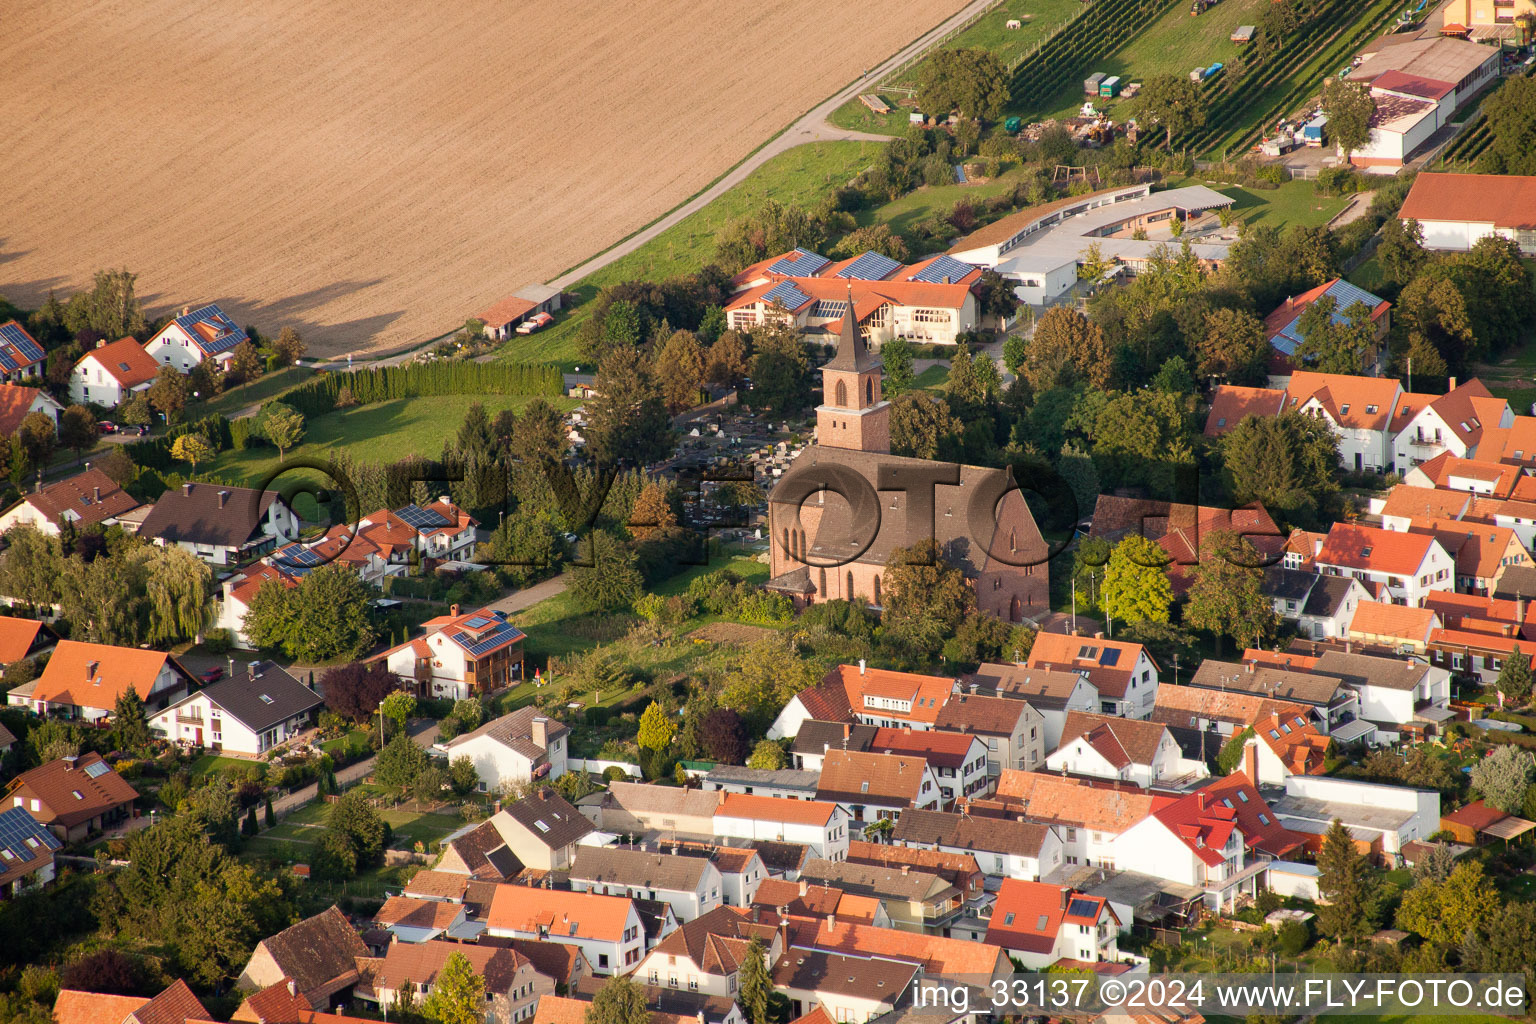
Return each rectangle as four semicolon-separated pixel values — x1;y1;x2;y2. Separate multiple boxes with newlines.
0;0;963;356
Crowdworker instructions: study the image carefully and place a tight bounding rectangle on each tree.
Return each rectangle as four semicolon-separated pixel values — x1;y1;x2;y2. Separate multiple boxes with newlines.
833;225;909;262
111;689;151;752
654;330;706;413
0;526;62;609
1316;818;1377;941
747;739;786;771
1377;217;1427;290
584;975;651;1024
1397;272;1476;376
1217;728;1256;775
719;635;821;732
1461;900;1536;983
889;392;962;460
1396;860;1498;947
58;406;96;463
59;951;144;996
169;433;214;470
637;701;675;756
1322;78;1376;162
1220;411;1339;528
748;321;812;417
242;806;258;838
883;538;975;634
587;345;674;466
319;661;401;723
1023;307;1110;391
375;731;430;790
704;331;751;389
974;269;1021;322
17;412;55;472
1197;308;1269;383
421;951;485;1024
1411;842;1457;884
1182;531;1279;654
147;367;189;423
143;544;211;644
1470;744;1535;813
261;403;305;463
512;397;568;463
271;327;306;366
1101;536;1174;626
244;564;375;662
700;708;749;765
1136;75;1207;148
450;756;479;795
1292;296;1377;375
228;340;263;383
264;797;275;829
63;269;146;339
882;338;916;397
916;48;1008;122
118;394;152;428
1498;645;1534;705
628;482;678;541
738;936;771;1024
570;531;642;612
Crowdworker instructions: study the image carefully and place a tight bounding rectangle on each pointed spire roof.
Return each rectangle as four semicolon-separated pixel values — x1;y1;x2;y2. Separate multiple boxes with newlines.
823;283;881;373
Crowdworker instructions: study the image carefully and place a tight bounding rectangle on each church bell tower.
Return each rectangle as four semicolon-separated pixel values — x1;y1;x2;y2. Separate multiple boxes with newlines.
816;285;890;454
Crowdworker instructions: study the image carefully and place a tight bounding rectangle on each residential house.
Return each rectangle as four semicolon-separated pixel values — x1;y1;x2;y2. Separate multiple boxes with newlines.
4;753;137;844
0;322;45;381
789;721;877;772
1283;371;1404;472
1348;601;1441;654
990;771;1159;872
16;640;192;721
770;949;916;1023
143;304;248;371
570;845;724;922
1407;518;1533;595
54;981;210;1024
867;728;990;803
1311;649;1452;736
750;877;890;927
699;766;821;801
230;979;316;1024
0;806;60;898
68;337;161;408
402;869;473;901
1045;711;1207;788
1116;773;1305;910
1429;625;1535;684
932;691;1044;776
493;790;600;872
1186;659;1366;740
236;906;369;1009
440;707;568;792
586;782;722;837
1265;281;1391;379
0;615;56;666
1270;773;1440;863
843;839;983;908
1313;522;1454;605
1423;589;1536;639
148;662;323;755
1399;171;1536;255
1391;378;1513;470
892;807;1064;882
1203;385;1286;438
357;939;548;1024
713;794;850;861
0;722;13;756
1152;685;1327;784
1088;496;1285;597
492;939;590;993
433;822;524;882
0;384;61;437
485;886;647;975
1026;633;1160;719
268;499;478;586
985;879;1120;968
138;482;299;566
814;750;941;824
634;905;781;998
704;845;769;907
371;896;470;944
1263;568;1368;639
1378;484;1474;528
768;663;957;739
0;467;140;537
796;857;962;933
787;914;1013;983
962;662;1098;750
215;563;300;649
1403;452;1525;499
372;604;525;700
477;285;563;341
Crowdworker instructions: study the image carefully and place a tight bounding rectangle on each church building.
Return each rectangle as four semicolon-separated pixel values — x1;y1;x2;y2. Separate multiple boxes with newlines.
765;290;1050;623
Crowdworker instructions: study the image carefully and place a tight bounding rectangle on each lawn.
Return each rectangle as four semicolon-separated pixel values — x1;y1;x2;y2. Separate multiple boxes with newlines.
1169;176;1351;230
189;754;260;778
186;366;313;421
1034;0;1270;120
497;142;885;370
205;393;579;491
853;165;1031;237
912;365;950;390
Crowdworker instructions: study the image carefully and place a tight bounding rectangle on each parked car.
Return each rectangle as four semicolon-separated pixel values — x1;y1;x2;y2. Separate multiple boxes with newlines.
198;667;224;684
97;421;117;434
516;312;555;335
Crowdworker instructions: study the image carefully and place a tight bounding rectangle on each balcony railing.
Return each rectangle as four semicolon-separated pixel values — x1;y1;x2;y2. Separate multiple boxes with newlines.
1408;436;1442;447
176;713;205;725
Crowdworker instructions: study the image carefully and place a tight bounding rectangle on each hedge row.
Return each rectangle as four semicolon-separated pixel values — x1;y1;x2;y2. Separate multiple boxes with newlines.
280;362;563;420
125;414;234;472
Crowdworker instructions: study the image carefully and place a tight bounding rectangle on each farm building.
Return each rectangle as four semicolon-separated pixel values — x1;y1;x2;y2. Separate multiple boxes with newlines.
478;285;563;341
1341;37;1499;170
1398;172;1536;255
723;251;984;346
946;184;1233;305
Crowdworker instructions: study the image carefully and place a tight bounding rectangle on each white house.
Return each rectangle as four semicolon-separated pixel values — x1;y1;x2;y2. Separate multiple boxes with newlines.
933;691;1046;777
485;886;647;975
1026;634;1160;719
1271;773;1440;861
371;605;525;701
372;896;471;944
439;707;568;792
69;337;160;408
1284;372;1404;474
570;846;724;923
635;905;781;999
148;661;322;755
1311;650;1452;729
1045;711;1207;788
0;467;140;538
892;808;1065;882
984;879;1120;969
137;482;300;566
0;384;61;437
1314;522;1454;605
993;771;1158;873
1390;379;1512;471
1264;568;1368;640
142;304;248;372
815;749;942;824
771;950;916;1023
712;794;850;861
965;662;1099;750
359;937;548;1024
20;641;190;722
868;728;991;803
0;322;46;382
213;563;298;649
1400;172;1536;256
767;663;958;741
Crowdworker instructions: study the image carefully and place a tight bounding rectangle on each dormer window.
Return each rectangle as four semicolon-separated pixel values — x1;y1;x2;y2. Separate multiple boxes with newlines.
1366;405;1377;414
1361;546;1372;557
1341;404;1350;414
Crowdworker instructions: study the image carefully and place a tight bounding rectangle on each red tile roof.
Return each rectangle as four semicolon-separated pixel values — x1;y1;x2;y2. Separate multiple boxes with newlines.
6;752;138;828
992;771;1157;832
1407;517;1525;580
788;916;1008;975
477;295;537;328
868;727;979;769
1151;774;1303;866
716;792;837;827
0;615;45;662
32;640;176;710
1026;633;1151;699
84;338;160;389
486;885;635;942
1399;172;1536;231
1204;386;1285;437
1380;485;1471;521
985;879;1113;953
1349;600;1440;642
825;663;956;724
0;384;54;435
53;991;149;1024
1284;371;1401;432
14;467;140;530
1315;522;1437;576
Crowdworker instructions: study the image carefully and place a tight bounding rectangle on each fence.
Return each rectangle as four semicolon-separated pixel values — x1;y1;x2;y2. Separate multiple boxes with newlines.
570;757;642;779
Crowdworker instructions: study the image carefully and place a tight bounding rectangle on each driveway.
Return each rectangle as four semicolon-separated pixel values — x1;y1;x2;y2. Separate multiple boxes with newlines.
485;572;570;616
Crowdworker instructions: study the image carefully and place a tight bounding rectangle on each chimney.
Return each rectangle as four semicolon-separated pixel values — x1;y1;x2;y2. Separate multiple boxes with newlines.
900;864;910;875
858;659;866;675
1242;738;1259;787
287;981;297;998
825;913;836;929
776;904;789;918
1198;791;1209;811
1449;376;1458;390
63;755;78;770
1094;632;1105;640
250;661;262;678
532;717;549;749
1345;639;1353;653
217;490;230;509
941;275;951;285
799;878;809;896
1060;887;1070;910
182;481;193;496
1246;660;1255;674
181;305;192;317
96;338;106;349
450;603;460;617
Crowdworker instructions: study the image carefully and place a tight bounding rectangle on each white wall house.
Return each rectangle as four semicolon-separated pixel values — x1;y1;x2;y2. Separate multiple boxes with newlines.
142;304;247;372
373;605;525;701
713;795;850;861
1401;172;1536;256
893;809;1065;882
485;887;647;975
148;662;322;756
439;707;568;793
1314;523;1454;606
984;880;1120;969
1284;372;1405;474
69;337;160;408
1044;712;1207;788
1274;774;1440;859
569;846;724;923
1391;380;1512;471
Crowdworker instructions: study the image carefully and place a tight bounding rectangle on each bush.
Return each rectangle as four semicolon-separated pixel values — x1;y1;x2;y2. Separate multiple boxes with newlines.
202;628;233;654
1277;919;1311;955
278;362;562;420
1255;164;1285;186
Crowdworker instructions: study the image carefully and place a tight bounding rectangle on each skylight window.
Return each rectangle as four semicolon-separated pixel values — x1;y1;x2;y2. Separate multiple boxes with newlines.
1366;405;1377;414
1036;914;1050;931
1341;404;1350;414
535;820;550;832
1237;790;1249;802
72;790;84;800
1259;813;1271;825
1361;547;1373;557
259;694;273;704
1004;912;1016;925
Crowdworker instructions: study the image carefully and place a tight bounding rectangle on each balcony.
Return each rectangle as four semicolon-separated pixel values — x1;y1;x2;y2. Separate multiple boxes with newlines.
176;713;205;725
1408;435;1443;448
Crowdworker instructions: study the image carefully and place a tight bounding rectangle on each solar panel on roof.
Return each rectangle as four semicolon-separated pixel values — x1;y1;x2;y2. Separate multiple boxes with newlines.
463;615;492;629
1099;648;1121;667
83;760;110;778
455;620;525;657
908;255;976;284
175;304;248;357
0;323;44;364
0;352;16;372
0;807;60;864
1066;897;1099;918
835;251;901;281
762;281;813;310
766;248;830;277
396;503;452;529
812;299;848;320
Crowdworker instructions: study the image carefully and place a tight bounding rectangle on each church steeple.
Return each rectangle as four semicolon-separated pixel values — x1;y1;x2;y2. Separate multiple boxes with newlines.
817;282;889;453
823;283;881;373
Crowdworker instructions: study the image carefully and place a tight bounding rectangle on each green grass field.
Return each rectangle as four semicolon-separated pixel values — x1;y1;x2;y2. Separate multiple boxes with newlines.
1168;176;1350;229
912;365;950;390
186;366;313;421
189;755;263;778
206;393;579;489
854;166;1031;236
498;142;885;370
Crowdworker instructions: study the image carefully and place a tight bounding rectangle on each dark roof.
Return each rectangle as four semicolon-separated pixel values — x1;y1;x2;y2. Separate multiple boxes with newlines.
798;857;956;903
791;719;876;757
822;282;880;373
933;692;1031;736
138;482;282;549
633;897;674;940
772;949;916;1000
1187;661;1344;706
445;706;567;761
1303;575;1359;617
0;806;60;890
9;468;139;529
750;839;810;873
1492;564;1536;600
445;819;524;880
503;789;593;850
1312;650;1432;692
501;938;585;983
253;906;368;999
1264;567;1318;603
964;663;1085;709
891;807;1051;857
170;662;321;733
570;846;712;891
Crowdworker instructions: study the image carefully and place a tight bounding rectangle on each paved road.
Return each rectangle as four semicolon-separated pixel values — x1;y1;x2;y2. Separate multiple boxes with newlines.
485;572;570;616
268;718;440;822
